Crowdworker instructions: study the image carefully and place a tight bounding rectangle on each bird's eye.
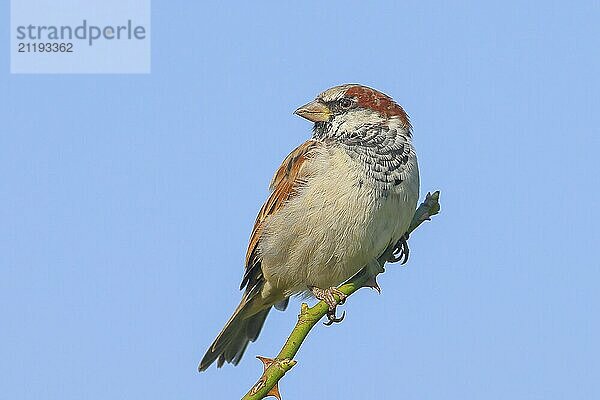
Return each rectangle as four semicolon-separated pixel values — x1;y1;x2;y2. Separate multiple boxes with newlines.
339;98;353;109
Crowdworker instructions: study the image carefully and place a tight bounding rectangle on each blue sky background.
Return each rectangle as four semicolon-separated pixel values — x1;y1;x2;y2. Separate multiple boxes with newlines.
2;1;599;399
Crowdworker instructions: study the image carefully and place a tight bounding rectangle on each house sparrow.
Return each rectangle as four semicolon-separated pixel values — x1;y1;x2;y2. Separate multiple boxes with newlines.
199;84;419;371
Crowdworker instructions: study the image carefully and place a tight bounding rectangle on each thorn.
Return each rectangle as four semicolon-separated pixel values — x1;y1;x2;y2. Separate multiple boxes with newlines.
255;356;282;400
266;384;282;400
364;275;381;294
257;356;275;369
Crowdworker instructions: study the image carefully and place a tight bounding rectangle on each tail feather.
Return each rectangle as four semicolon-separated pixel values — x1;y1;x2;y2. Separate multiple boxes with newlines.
199;296;271;372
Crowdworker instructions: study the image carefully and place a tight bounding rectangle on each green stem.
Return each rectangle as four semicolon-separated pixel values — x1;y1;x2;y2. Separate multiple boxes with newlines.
242;191;441;400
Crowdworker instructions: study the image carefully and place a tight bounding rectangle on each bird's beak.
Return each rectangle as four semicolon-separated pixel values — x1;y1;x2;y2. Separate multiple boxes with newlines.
294;100;331;122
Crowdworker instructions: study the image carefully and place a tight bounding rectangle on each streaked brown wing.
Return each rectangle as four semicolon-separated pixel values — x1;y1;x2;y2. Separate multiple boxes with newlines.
240;139;320;292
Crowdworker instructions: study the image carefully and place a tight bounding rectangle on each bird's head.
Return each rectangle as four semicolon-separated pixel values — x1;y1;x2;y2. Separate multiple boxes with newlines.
294;84;412;141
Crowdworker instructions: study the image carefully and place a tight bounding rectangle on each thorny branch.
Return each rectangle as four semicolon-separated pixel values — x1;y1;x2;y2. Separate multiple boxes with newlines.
241;191;441;400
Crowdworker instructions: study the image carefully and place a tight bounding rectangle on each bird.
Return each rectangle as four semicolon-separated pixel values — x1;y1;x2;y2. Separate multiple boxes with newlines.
199;84;420;371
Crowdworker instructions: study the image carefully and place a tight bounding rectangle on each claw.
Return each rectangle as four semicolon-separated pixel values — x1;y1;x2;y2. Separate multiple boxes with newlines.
388;233;410;265
309;286;347;326
324;310;345;326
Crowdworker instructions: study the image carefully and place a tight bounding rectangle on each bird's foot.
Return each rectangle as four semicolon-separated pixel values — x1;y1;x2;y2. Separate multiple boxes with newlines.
388;232;410;264
309;286;347;326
